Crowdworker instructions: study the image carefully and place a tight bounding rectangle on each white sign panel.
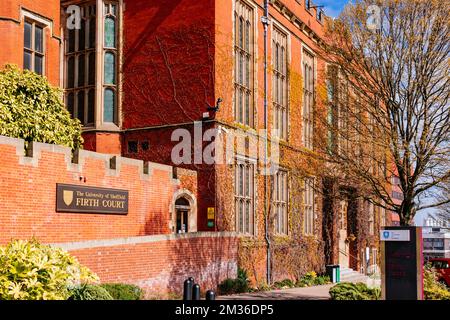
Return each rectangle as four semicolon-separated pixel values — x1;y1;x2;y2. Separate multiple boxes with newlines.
380;230;410;241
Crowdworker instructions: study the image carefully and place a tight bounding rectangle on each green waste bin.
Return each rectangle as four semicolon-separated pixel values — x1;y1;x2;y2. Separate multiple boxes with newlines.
326;265;340;283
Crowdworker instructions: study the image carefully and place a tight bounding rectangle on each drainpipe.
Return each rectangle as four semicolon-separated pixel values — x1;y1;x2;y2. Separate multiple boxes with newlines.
262;0;271;286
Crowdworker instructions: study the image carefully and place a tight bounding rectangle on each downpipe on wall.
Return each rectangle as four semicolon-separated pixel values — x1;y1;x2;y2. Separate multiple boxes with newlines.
262;0;271;286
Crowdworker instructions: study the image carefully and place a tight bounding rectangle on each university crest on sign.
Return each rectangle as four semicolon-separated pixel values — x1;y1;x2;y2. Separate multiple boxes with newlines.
63;190;74;206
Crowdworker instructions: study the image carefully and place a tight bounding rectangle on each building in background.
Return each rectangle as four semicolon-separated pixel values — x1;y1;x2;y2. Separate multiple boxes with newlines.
422;215;450;260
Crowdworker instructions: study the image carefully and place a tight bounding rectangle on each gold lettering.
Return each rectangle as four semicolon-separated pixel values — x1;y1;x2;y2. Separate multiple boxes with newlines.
102;200;125;209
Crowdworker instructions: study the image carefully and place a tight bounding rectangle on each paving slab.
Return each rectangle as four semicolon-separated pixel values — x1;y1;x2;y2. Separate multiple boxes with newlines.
218;284;334;300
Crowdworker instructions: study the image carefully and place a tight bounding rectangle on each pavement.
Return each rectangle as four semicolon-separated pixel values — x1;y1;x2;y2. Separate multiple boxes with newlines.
218;284;334;300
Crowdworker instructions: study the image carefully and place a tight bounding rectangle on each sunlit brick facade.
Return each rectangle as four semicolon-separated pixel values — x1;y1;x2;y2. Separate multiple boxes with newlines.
0;0;392;284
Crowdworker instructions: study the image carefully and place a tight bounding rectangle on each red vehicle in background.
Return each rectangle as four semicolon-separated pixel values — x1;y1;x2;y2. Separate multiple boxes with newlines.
428;258;450;287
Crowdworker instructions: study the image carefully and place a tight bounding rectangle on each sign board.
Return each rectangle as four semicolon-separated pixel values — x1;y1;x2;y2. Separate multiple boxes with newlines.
381;226;423;300
380;229;410;242
207;207;215;220
207;207;215;228
56;184;128;215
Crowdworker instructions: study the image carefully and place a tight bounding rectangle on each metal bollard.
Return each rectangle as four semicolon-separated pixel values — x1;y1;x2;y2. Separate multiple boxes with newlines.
205;290;216;300
183;278;193;300
192;283;201;300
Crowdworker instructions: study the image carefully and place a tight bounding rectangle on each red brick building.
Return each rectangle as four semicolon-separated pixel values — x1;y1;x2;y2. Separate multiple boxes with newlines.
0;0;393;287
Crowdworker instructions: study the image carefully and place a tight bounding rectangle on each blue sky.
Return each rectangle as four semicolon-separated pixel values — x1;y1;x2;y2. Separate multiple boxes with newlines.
320;0;349;18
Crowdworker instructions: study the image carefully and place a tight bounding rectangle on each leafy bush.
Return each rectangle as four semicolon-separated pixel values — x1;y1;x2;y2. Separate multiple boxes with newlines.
314;275;331;285
218;268;250;295
295;271;330;287
100;283;143;300
0;64;83;149
68;284;113;300
297;271;317;287
273;279;295;289
424;264;450;300
0;239;98;300
329;282;381;300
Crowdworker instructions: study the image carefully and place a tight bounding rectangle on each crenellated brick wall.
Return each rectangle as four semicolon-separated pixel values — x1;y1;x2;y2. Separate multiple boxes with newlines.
0;135;237;295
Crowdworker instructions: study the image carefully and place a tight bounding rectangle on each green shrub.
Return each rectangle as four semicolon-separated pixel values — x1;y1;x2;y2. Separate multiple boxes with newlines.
69;284;113;300
273;279;295;289
424;264;450;300
0;239;98;300
0;64;83;149
329;282;381;300
100;283;143;300
218;268;250;295
296;271;330;287
314;275;331;286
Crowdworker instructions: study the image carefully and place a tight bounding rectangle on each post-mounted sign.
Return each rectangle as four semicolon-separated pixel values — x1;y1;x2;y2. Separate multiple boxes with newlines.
381;226;423;300
380;230;410;242
56;184;128;215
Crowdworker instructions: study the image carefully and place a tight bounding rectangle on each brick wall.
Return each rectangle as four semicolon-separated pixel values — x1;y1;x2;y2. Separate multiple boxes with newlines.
0;135;184;243
55;233;238;296
0;0;62;85
0;135;237;294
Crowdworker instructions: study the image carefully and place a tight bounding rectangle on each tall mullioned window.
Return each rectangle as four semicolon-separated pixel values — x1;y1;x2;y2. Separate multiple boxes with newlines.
234;0;254;127
24;21;45;75
65;3;96;126
273;170;288;234
303;178;315;235
303;50;314;149
103;2;118;123
235;159;255;235
272;27;288;139
64;1;119;127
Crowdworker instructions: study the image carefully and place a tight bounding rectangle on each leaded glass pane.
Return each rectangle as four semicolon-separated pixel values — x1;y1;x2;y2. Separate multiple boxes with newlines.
24;22;32;49
103;88;115;122
68;29;75;53
78;20;85;51
104;17;116;48
35;55;43;75
77;54;85;87
67;93;74;117
68;57;75;88
88;52;95;85
89;18;96;48
87;89;95;124
24;51;32;71
104;52;115;84
35;26;43;53
77;91;85;122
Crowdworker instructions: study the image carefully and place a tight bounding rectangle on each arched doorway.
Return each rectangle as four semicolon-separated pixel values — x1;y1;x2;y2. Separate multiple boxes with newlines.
175;197;190;233
338;200;350;269
171;189;197;234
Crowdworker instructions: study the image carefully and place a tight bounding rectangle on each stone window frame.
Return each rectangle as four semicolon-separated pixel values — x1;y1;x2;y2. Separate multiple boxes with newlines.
62;0;122;130
273;169;289;235
303;177;315;235
233;0;255;128
368;202;375;236
64;2;97;126
271;24;289;140
234;156;256;235
302;47;315;150
21;9;52;76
